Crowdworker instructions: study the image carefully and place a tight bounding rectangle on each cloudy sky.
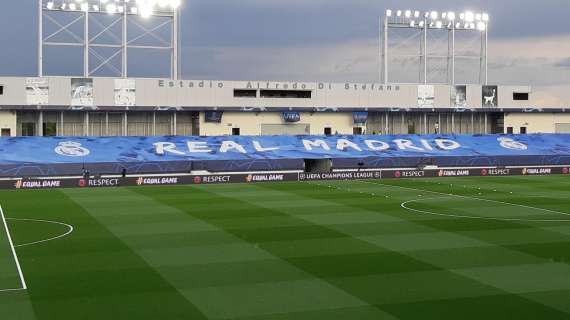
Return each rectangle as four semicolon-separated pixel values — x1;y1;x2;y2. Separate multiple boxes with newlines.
1;0;569;105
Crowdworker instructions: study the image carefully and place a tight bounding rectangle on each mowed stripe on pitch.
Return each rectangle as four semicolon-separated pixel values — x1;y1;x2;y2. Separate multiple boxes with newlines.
253;180;570;317
65;188;386;320
136;184;517;318
0;189;205;320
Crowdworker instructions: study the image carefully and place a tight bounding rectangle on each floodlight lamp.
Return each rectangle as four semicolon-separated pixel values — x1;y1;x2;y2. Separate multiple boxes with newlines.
482;13;489;21
101;0;109;3
158;0;169;7
447;12;455;21
465;11;474;22
130;6;138;14
405;10;412;18
414;11;420;18
424;12;429;18
106;3;117;13
46;2;54;9
455;22;461;28
93;4;99;11
430;11;438;20
418;20;425;27
464;22;469;28
386;9;392;17
61;3;66;9
442;12;447;19
140;5;153;18
81;3;89;11
476;22;485;30
410;21;416;27
435;20;443;28
469;22;475;29
459;13;465;20
396;10;402;17
475;13;482;21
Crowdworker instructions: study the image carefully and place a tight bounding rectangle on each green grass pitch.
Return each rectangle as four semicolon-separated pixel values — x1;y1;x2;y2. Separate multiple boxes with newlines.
1;175;570;319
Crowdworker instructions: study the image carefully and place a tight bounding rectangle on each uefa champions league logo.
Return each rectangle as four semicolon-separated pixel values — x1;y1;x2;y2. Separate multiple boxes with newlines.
498;137;528;151
55;141;90;157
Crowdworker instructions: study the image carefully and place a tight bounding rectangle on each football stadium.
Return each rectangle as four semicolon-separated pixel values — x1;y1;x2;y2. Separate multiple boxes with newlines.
1;1;570;319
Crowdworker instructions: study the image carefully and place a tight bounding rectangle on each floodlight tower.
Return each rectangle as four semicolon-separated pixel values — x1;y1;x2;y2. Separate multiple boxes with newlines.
38;0;183;79
380;9;488;85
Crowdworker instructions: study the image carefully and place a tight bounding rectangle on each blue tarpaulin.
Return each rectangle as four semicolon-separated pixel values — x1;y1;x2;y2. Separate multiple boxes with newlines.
0;134;569;176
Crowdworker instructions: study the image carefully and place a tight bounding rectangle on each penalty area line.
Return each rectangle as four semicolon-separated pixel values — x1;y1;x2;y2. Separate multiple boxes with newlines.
0;205;27;291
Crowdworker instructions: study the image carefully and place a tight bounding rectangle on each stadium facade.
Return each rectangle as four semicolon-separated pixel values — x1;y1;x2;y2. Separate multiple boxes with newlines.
1;76;566;138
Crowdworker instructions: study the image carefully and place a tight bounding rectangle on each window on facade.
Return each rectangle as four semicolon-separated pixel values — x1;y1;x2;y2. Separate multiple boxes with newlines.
43;122;57;136
1;128;10;137
324;127;332;136
21;123;35;136
407;121;416;134
234;89;257;98
506;127;514;134
260;90;311;99
520;126;527;134
0;85;4;95
232;127;240;136
513;92;529;101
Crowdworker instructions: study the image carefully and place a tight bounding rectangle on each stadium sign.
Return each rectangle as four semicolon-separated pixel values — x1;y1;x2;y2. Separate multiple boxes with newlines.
14;179;62;189
386;170;427;178
245;174;291;182
159;80;225;89
192;175;232;184
79;178;121;188
153;138;462;156
438;169;470;177
481;168;511;176
136;177;180;186
299;171;381;181
157;80;404;92
1;166;569;190
0;135;560;173
522;167;552;175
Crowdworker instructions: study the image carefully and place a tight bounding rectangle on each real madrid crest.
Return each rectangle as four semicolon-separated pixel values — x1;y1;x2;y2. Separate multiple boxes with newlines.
55;141;91;157
497;137;528;151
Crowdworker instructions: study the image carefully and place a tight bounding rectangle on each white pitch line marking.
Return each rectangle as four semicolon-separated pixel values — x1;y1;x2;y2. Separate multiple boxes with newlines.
401;197;570;223
358;180;570;217
0;288;26;293
307;180;570;222
0;205;27;290
7;218;74;248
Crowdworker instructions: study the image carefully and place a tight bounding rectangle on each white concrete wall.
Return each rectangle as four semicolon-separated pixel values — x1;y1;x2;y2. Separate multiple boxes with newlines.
500;86;532;109
504;113;570;133
0;111;17;136
0;78;26;106
0;76;537;110
199;112;356;136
